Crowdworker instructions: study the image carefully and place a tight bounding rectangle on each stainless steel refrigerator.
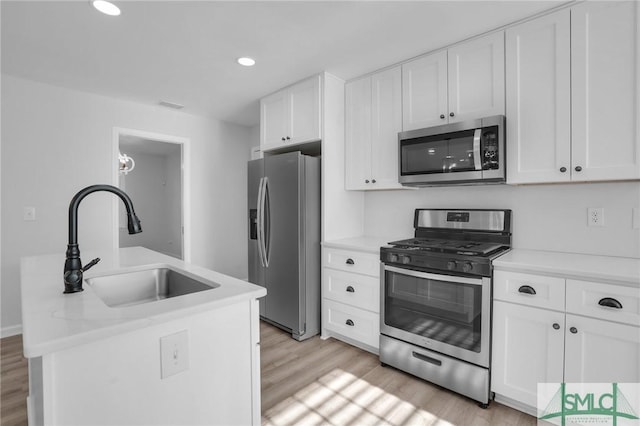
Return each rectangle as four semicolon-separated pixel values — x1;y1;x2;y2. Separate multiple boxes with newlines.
248;151;320;341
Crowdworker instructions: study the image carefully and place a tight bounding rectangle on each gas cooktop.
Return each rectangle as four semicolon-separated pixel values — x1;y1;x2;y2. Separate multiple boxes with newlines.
387;238;508;257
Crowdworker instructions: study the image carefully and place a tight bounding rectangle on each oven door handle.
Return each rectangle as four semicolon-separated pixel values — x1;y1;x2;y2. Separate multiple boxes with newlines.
384;265;484;286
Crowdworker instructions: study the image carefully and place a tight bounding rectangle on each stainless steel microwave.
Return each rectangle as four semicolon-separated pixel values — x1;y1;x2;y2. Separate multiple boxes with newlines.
398;115;505;186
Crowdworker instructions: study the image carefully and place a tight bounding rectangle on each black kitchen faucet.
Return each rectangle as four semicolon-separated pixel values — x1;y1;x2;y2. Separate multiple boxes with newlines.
63;184;142;294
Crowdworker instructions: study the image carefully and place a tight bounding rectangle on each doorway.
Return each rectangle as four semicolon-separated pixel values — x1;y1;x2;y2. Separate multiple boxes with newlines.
112;128;190;261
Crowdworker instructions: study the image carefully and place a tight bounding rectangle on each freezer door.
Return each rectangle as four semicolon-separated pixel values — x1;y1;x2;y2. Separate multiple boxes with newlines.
247;159;266;316
263;152;303;334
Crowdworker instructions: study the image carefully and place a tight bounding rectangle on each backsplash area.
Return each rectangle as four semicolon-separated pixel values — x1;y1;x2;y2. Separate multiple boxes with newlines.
364;181;640;258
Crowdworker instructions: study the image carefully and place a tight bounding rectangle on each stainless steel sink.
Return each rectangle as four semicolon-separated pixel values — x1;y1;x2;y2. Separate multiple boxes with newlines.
86;267;219;308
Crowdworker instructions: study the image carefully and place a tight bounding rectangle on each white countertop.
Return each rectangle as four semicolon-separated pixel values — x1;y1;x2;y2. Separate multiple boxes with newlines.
493;249;640;287
322;236;401;254
20;247;266;358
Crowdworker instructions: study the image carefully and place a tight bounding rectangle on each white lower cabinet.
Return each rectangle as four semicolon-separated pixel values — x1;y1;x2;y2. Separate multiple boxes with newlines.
322;246;380;353
492;301;565;410
492;270;640;416
564;314;640;383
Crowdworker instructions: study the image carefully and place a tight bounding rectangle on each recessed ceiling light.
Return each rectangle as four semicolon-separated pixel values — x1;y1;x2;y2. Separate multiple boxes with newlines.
92;0;121;16
237;57;256;67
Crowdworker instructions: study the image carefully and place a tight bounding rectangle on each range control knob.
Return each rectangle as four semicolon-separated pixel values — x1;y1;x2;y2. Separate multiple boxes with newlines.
401;255;411;265
446;260;457;270
389;254;399;263
462;262;473;273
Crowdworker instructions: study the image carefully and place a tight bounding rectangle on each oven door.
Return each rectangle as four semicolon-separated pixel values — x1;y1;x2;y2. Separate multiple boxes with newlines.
380;264;491;367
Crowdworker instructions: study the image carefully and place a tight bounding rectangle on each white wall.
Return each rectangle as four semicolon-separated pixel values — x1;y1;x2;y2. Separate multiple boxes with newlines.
1;75;252;334
364;182;640;258
119;149;182;259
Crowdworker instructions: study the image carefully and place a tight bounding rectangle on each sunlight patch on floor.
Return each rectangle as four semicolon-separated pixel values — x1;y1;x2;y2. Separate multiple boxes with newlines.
262;368;450;426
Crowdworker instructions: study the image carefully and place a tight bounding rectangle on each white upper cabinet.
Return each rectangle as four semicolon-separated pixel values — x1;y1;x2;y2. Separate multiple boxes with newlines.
345;66;403;190
260;75;321;151
571;1;640;182
402;32;505;131
447;32;505;123
507;2;640;184
402;51;448;130
506;9;571;184
345;76;372;190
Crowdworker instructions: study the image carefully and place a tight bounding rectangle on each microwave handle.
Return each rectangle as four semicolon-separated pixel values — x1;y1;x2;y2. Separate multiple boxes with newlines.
473;129;482;171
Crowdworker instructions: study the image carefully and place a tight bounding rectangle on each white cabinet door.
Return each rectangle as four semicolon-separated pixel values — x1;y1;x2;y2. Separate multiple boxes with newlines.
402;50;448;131
345;76;372;190
288;75;321;145
492;301;565;409
260;90;288;150
370;66;403;189
506;9;571;184
448;31;505;123
564;314;640;383
571;1;640;182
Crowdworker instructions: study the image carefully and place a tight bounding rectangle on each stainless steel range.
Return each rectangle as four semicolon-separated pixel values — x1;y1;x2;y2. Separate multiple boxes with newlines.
379;209;512;407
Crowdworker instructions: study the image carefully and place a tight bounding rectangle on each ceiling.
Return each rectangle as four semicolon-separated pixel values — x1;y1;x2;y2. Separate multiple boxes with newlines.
1;1;569;127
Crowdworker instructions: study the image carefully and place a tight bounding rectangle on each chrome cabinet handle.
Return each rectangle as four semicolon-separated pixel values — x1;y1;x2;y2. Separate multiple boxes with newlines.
518;285;537;295
345;319;354;326
281;137;286;141
570;327;578;334
552;323;560;330
575;166;583;172
365;179;370;184
346;258;355;265
449;112;455;117
372;179;376;183
560;167;567;173
440;114;445;119
346;286;355;293
598;297;623;309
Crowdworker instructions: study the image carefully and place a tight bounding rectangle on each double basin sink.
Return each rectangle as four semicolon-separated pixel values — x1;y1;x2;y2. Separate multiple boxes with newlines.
86;267;219;308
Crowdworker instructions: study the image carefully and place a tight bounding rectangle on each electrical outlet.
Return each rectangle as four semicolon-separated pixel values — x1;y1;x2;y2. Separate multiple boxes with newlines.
587;207;605;227
23;207;36;221
160;330;189;379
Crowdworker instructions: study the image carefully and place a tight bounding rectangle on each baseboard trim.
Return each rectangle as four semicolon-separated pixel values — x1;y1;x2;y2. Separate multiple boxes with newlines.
1;324;22;338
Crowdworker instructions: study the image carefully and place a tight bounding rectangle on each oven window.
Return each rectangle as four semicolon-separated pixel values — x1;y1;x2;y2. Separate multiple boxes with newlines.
384;269;482;352
400;129;477;175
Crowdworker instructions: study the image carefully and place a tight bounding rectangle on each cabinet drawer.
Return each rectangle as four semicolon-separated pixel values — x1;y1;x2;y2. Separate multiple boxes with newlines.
494;270;565;311
323;299;379;349
566;280;640;327
323;268;380;312
323;248;380;277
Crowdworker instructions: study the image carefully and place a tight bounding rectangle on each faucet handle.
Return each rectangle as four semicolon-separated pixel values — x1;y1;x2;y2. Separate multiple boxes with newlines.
82;257;101;272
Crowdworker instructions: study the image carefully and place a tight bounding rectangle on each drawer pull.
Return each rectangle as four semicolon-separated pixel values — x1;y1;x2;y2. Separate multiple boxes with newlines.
518;285;537;295
346;286;355;293
345;319;355;326
598;297;623;309
412;351;442;366
552;323;560;330
570;327;578;334
346;258;355;265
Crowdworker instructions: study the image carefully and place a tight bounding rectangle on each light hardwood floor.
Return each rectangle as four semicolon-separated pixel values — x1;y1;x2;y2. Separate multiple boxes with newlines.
0;322;535;425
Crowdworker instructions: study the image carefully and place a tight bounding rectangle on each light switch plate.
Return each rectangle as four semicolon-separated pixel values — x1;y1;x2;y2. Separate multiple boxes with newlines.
160;330;189;379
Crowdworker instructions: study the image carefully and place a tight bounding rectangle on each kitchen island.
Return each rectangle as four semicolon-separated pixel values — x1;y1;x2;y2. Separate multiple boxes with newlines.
21;246;266;426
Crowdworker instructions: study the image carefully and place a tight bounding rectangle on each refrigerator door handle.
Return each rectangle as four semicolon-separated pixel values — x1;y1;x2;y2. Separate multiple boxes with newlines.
263;177;270;267
256;177;266;267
